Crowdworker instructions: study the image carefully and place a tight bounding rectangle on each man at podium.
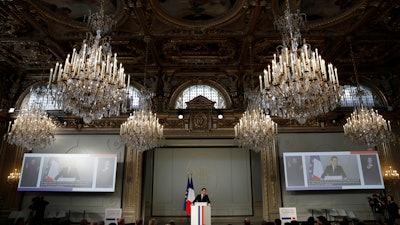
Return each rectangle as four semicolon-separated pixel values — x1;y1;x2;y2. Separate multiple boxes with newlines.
191;188;211;225
193;188;211;205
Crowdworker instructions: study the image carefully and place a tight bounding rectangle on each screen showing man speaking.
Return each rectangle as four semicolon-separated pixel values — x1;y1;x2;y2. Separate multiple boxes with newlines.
18;153;117;192
283;151;384;191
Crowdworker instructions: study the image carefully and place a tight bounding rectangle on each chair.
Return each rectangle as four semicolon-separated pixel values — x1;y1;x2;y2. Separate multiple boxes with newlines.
346;210;358;225
328;209;338;221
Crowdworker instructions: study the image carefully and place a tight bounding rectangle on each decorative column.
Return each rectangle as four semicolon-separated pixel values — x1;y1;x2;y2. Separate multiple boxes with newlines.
122;146;143;223
0;144;24;211
379;142;400;199
260;140;282;221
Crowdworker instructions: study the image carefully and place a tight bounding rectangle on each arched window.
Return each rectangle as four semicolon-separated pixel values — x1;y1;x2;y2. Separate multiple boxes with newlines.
175;85;226;109
20;86;60;110
20;85;141;111
127;86;141;109
340;84;385;108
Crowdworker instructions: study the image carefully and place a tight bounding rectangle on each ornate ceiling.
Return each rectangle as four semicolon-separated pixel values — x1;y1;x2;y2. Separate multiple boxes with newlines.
0;0;399;128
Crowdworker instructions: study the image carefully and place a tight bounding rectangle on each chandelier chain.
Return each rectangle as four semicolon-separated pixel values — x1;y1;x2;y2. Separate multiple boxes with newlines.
349;41;364;105
119;36;164;152
235;38;278;152
143;36;150;87
343;41;392;147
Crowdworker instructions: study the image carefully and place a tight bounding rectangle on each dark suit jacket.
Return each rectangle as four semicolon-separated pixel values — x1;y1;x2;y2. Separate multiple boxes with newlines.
321;165;347;179
194;194;210;204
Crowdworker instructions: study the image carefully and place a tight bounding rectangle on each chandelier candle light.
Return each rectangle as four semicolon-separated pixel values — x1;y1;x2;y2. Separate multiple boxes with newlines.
7;168;21;184
49;2;129;124
384;166;399;181
259;0;340;124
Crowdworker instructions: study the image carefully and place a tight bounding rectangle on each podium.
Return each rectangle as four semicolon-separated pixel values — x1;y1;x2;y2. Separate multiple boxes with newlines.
191;203;211;225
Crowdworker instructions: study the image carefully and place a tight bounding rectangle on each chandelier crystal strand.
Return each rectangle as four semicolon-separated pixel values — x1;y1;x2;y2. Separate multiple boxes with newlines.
343;106;391;147
7;104;56;150
120;109;164;152
49;2;129;124
343;42;391;147
120;37;164;152
234;107;278;152
259;0;340;124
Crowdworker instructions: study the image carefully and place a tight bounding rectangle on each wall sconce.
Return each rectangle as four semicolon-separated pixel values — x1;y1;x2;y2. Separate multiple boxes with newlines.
217;110;223;120
178;110;184;120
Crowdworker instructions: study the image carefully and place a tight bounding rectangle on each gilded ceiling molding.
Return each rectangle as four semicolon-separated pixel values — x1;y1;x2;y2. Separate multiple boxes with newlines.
161;39;237;65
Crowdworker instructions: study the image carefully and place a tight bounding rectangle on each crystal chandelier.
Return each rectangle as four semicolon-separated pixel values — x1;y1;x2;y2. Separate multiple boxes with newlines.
259;0;340;124
7;103;56;150
120;38;164;152
234;104;278;152
49;1;129;124
7;168;21;184
384;166;399;181
343;42;391;147
234;44;278;153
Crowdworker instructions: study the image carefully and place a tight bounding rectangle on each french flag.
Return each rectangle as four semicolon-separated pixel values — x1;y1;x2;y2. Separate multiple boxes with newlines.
184;176;195;215
309;155;323;180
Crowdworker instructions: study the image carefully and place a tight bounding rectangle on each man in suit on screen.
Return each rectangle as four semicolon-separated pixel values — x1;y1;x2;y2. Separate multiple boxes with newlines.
55;159;80;181
321;156;347;179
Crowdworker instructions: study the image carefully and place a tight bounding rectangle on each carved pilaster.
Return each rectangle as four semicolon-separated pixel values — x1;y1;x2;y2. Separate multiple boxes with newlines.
122;147;143;223
260;140;282;221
